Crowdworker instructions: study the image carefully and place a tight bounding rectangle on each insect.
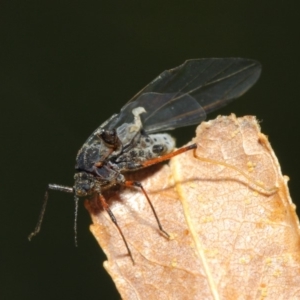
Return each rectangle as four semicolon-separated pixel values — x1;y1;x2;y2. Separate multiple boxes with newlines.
28;58;261;263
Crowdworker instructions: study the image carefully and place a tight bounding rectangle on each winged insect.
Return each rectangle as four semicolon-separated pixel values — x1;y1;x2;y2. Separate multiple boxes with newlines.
29;58;261;263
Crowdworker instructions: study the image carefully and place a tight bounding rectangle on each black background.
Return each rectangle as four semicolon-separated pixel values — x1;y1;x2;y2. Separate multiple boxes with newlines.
1;1;299;299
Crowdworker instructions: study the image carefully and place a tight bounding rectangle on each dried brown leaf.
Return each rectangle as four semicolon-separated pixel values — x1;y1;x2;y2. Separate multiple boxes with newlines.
86;115;300;300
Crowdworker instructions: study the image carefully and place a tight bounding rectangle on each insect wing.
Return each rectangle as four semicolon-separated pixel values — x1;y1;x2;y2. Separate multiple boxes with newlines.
104;58;261;133
106;92;206;133
129;58;261;113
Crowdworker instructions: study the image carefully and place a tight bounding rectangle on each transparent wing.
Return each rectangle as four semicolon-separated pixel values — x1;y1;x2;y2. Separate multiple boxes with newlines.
104;58;261;133
106;92;206;132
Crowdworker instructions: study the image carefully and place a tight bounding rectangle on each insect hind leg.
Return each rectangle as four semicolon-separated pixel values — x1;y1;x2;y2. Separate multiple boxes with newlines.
123;144;198;238
192;147;278;195
141;143;197;168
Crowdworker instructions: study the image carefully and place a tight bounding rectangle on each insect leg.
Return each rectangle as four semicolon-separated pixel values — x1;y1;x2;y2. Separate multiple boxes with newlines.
192;148;278;195
98;193;134;264
124;180;169;238
141;143;197;167
28;184;73;241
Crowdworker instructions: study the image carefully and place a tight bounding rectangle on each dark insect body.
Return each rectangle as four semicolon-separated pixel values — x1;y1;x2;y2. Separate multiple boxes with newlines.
29;58;261;263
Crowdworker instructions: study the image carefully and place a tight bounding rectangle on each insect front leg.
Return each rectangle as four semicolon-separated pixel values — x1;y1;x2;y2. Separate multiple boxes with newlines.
28;184;74;241
97;193;134;264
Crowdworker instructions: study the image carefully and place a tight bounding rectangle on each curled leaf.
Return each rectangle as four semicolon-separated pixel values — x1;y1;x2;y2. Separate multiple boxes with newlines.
85;115;300;300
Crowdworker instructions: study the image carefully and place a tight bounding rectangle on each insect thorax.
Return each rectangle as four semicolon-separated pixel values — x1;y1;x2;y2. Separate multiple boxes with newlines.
73;106;175;197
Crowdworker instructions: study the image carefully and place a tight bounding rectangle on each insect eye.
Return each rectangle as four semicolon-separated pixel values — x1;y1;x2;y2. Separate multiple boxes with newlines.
82;183;91;191
75;182;91;197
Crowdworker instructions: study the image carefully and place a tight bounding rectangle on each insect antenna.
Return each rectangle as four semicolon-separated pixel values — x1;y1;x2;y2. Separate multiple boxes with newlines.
74;195;79;247
28;184;74;241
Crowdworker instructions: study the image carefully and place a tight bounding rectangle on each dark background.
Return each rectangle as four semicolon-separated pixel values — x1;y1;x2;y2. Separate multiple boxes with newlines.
1;1;299;299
